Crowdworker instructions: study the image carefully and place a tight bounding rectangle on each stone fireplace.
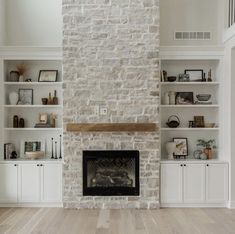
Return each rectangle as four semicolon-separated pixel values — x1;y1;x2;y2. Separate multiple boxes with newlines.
63;0;160;208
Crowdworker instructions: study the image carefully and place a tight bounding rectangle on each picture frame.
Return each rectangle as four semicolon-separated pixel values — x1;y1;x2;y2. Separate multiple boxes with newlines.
39;113;48;124
20;139;45;157
18;89;33;105
175;92;194;105
194;116;205;128
38;70;58;82
173;138;188;158
184;69;204;82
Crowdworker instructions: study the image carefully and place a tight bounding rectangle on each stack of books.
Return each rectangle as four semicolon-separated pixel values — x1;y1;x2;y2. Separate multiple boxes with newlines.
34;123;52;128
4;143;14;160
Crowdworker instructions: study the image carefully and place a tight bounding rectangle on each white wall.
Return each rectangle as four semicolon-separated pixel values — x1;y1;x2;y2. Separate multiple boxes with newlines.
160;0;223;46
0;0;6;45
5;0;62;46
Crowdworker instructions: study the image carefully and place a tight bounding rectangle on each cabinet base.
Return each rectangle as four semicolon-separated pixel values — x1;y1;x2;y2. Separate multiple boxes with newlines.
0;202;63;208
161;202;229;208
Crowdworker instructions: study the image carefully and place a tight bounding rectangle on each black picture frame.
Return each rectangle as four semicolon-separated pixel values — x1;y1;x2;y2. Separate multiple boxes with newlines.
18;89;34;105
184;69;204;82
173;138;188;158
175;92;194;105
38;70;58;82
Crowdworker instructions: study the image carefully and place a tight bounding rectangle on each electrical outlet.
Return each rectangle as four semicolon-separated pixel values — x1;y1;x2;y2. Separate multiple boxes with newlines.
100;107;108;115
94;106;99;115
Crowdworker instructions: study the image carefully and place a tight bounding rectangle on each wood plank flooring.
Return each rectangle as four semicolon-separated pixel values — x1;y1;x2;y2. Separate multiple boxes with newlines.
0;208;234;234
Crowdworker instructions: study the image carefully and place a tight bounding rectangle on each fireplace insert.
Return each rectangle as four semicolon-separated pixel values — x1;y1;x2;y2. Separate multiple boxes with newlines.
83;150;140;196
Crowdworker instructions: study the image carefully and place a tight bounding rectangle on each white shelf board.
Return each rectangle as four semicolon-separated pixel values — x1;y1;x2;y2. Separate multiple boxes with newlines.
4;82;63;86
160;105;219;108
4;105;62;108
161;128;219;131
4;128;63;131
160;82;220;85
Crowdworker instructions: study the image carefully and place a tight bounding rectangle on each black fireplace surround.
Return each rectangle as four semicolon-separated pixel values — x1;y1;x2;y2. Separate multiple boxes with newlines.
83;150;140;196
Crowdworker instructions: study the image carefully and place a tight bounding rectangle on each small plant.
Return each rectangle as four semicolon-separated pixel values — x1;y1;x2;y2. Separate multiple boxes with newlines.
197;139;216;149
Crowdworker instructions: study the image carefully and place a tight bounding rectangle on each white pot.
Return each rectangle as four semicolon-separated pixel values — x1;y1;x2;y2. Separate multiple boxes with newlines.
9;92;19;105
166;142;176;160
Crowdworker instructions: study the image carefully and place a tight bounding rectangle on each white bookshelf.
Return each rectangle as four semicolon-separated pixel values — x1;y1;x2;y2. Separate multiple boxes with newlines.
160;56;224;161
0;48;63;160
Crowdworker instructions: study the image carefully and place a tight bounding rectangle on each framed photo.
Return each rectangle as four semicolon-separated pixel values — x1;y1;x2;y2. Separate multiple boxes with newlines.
39;113;48;124
184;69;203;82
20;139;45;157
38;70;58;82
194;116;205;128
173;138;188;157
18;89;33;105
175;92;194;105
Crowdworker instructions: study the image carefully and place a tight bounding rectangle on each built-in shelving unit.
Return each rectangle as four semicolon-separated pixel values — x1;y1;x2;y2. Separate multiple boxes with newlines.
160;51;224;161
0;48;63;160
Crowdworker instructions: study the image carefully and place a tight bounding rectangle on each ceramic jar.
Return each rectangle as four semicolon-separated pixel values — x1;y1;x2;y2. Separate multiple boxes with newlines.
163;92;170;105
9;92;19;105
166;142;176;160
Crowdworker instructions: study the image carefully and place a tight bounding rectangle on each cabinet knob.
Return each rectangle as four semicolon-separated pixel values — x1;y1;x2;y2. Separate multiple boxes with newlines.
37;164;39;167
207;164;209;167
14;164;18;167
180;164;183;167
40;164;43;167
184;164;186;167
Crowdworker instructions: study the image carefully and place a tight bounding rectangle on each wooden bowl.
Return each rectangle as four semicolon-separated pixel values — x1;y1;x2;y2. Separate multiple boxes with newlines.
25;151;44;160
204;123;215;128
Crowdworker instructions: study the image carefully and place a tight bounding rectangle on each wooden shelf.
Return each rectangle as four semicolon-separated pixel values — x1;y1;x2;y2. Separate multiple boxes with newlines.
4;82;63;85
4;128;62;131
67;123;157;132
4;105;62;108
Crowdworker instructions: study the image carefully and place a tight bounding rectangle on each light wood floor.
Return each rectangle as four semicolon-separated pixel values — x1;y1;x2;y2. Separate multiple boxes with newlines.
0;208;234;234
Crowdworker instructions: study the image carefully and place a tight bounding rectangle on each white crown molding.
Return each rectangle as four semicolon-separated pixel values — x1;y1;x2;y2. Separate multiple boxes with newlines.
0;46;62;60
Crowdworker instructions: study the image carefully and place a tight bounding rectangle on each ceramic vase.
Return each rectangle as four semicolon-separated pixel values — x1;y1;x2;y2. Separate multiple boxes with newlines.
163;92;169;105
166;142;176;160
9;92;19;105
19;75;24;82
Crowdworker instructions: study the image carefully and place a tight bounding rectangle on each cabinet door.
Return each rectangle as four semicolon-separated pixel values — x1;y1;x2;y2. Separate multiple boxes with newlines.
206;163;228;203
161;163;183;203
0;164;18;203
183;164;205;203
19;164;40;202
41;164;62;203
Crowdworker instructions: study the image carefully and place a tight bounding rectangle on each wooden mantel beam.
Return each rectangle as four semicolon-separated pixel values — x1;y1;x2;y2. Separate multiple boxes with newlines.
66;123;157;132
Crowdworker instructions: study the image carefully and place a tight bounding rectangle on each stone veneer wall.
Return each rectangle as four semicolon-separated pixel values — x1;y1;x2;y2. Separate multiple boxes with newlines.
63;0;160;209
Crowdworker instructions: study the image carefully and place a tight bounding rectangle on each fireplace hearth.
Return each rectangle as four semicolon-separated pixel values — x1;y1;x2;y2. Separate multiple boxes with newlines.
83;151;140;196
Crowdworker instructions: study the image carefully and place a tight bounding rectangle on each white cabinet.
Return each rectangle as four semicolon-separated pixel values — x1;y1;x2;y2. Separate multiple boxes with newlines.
161;163;182;203
161;162;228;206
41;164;62;203
206;163;228;203
19;164;40;202
0;162;62;205
183;163;205;203
0;164;18;203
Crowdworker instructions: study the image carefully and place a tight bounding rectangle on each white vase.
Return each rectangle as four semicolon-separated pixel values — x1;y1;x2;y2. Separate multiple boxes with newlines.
19;75;24;82
163;92;169;105
9;92;19;105
169;91;176;105
166;142;176;160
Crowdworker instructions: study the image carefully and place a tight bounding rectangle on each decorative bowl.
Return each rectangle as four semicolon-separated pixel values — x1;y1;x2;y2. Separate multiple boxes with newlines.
204;123;216;128
196;94;211;102
25;151;44;160
167;76;177;82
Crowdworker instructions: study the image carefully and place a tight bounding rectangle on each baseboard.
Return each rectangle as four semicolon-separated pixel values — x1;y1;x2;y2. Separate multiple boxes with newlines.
0;202;63;208
161;203;228;208
228;201;235;209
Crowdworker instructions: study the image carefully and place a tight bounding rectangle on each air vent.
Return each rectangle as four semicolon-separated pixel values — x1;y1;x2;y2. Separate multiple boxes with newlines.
174;31;211;40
